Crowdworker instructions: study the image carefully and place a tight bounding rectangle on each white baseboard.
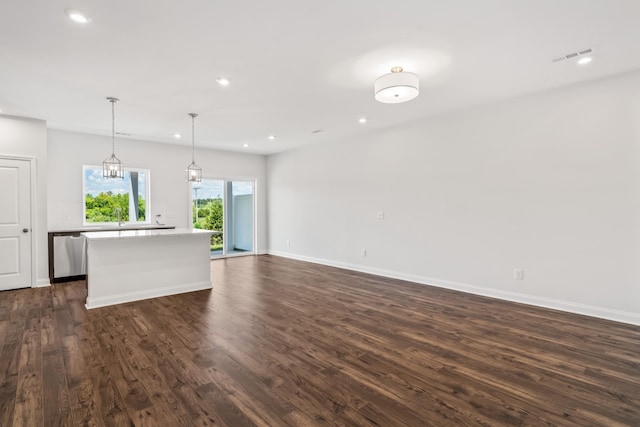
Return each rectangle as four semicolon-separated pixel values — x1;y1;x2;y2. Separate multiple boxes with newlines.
35;278;51;288
85;280;212;310
267;250;640;326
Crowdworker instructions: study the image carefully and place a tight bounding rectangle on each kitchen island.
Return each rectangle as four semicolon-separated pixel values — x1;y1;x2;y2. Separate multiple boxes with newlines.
48;224;175;283
82;228;213;309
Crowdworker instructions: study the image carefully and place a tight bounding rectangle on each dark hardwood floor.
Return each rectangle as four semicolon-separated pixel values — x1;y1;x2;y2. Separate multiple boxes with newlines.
0;255;639;426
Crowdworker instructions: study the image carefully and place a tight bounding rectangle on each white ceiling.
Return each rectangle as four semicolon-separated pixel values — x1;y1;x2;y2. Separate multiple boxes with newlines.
1;0;640;155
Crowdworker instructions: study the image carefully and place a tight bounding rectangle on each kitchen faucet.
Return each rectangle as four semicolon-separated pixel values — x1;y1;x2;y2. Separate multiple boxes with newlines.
114;207;122;226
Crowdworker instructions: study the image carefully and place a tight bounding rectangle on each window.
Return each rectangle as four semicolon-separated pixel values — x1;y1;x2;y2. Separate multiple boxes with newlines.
83;165;150;225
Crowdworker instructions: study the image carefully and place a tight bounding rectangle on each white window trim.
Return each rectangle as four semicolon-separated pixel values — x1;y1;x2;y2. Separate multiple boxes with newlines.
82;165;152;226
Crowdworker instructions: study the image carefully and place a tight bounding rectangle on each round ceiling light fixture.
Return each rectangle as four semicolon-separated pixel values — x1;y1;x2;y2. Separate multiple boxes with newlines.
374;66;419;104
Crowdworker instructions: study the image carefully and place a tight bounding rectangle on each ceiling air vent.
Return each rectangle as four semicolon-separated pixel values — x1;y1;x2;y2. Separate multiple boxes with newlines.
552;47;594;63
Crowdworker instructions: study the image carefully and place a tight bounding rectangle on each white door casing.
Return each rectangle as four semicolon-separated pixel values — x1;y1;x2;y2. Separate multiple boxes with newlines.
0;158;32;290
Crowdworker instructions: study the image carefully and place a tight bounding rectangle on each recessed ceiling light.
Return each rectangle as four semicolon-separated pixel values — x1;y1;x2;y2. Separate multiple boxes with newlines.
174;133;181;139
66;9;91;24
359;118;367;124
216;78;230;87
243;143;249;148
577;57;592;65
268;135;276;140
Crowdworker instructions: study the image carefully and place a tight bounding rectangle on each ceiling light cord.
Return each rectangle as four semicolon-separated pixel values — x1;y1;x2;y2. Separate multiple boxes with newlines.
190;113;198;163
111;98;116;155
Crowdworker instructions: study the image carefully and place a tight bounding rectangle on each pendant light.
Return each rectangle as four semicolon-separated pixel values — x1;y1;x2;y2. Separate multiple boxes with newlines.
102;97;124;179
185;113;202;182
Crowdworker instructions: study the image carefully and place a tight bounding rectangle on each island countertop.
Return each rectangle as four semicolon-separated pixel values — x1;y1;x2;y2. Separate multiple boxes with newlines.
82;228;212;240
49;224;175;233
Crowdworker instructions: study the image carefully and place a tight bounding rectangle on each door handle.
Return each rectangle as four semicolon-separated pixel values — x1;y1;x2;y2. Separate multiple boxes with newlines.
22;228;29;233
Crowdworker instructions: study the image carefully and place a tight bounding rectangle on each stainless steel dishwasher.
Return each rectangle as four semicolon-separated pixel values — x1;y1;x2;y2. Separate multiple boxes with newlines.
53;233;86;281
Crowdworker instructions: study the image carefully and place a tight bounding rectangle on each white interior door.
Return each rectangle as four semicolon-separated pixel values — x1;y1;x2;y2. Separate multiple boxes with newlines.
0;158;32;290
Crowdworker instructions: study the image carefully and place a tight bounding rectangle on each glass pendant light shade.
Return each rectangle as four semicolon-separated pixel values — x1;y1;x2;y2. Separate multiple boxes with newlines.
186;113;202;183
103;97;124;179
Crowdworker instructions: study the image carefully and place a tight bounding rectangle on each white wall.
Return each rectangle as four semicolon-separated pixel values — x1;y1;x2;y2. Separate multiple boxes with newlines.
267;70;640;325
0;115;48;286
47;129;268;253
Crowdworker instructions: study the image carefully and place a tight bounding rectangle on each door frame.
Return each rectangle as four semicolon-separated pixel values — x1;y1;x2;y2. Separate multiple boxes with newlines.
188;175;258;259
0;154;37;288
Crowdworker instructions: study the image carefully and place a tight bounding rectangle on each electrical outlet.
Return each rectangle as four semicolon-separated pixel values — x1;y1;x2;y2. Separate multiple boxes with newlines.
514;268;524;280
377;211;384;220
361;249;367;257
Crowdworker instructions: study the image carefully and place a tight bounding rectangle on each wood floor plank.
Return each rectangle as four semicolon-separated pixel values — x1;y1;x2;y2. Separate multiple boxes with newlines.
42;350;73;426
40;307;61;355
55;307;75;338
68;378;108;427
0;341;22;426
88;365;134;427
12;316;43;427
61;334;108;427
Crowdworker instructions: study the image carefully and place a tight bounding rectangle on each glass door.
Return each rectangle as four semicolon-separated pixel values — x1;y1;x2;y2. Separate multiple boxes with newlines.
191;178;255;258
225;180;254;254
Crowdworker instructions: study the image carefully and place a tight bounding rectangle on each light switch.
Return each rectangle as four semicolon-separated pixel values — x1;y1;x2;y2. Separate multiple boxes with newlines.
376;211;384;220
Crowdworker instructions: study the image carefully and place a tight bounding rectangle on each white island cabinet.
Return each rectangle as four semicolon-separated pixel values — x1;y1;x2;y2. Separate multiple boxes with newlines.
82;228;213;309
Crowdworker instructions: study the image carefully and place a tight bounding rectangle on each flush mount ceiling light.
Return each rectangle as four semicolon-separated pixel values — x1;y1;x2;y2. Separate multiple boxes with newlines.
359;117;367;124
268;135;276;140
102;97;124;179
185;113;202;182
66;9;91;23
216;78;230;86
174;133;181;139
374;66;419;104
